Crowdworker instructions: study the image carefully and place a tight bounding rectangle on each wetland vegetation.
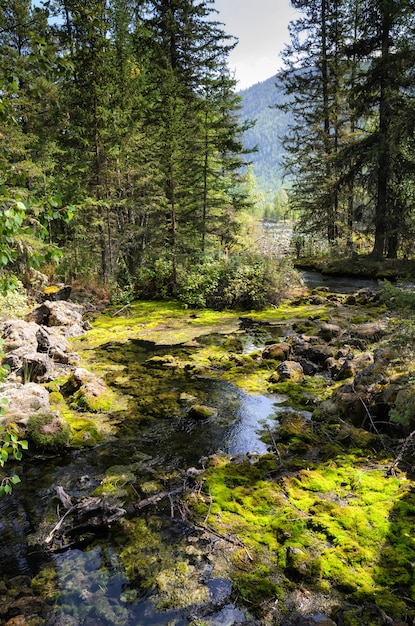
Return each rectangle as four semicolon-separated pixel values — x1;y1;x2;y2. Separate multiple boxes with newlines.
1;278;415;625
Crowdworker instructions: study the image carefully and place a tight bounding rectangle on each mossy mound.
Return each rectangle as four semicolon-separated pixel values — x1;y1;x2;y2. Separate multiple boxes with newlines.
188;440;415;621
26;413;70;452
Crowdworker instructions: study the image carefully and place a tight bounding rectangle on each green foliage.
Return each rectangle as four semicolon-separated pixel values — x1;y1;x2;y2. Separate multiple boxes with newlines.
0;278;30;321
0;422;28;496
380;281;415;311
138;252;299;311
0;338;26;495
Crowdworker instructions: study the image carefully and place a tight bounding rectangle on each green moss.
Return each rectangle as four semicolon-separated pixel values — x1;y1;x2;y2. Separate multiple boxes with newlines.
79;300;241;350
70;387;116;412
233;566;282;611
66;416;105;448
26;413;70;451
193;453;415;615
92;466;136;497
31;564;60;603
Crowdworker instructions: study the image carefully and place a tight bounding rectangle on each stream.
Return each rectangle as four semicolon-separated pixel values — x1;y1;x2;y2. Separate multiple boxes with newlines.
0;270;380;625
0;318;292;625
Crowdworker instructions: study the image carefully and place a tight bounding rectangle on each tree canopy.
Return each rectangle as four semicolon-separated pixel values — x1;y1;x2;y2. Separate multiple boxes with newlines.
0;0;254;297
278;0;415;260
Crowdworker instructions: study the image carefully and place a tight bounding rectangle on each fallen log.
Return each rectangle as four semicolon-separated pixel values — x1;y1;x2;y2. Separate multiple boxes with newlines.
45;486;126;549
135;486;184;510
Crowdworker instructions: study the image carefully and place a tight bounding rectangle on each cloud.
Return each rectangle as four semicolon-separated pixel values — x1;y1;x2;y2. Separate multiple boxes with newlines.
213;0;298;88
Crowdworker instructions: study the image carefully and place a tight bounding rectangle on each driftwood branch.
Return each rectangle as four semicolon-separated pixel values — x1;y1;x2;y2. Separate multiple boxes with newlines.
135;487;184;510
352;384;379;434
387;430;415;475
45;486;126;549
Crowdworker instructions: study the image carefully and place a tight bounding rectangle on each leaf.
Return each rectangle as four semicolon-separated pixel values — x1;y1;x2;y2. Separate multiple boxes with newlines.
10;475;21;484
20;440;28;450
3;484;12;495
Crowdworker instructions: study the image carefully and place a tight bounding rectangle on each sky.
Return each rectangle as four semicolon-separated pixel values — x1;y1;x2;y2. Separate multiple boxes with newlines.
213;0;298;90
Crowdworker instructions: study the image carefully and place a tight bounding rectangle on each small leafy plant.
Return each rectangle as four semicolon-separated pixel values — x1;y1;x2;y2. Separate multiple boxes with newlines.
0;421;28;496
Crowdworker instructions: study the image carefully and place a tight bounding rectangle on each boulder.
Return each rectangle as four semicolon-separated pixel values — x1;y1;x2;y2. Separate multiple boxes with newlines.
63;367;113;412
271;360;304;383
0;321;39;353
318;322;342;342
27;300;85;328
0;382;51;425
35;326;76;364
352;321;388;343
2;350;51;382
43;285;72;301
262;342;291;361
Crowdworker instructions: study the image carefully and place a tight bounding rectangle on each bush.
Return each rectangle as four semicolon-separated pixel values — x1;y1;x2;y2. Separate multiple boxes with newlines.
0;278;29;321
131;251;300;310
178;253;298;310
380;281;415;310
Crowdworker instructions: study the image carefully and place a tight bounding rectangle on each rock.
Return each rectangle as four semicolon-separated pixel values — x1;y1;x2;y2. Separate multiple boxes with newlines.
43;285;72;301
188;404;217;419
285;546;321;582
331;385;368;424
262;342;291;361
27;300;85;328
145;354;183;368
318;323;342;341
298;358;320;376
0;321;39;353
290;335;335;366
0;382;51;424
65;323;88;338
63;367;114;412
4;617;29;626
36;326;70;357
1;317;79;382
271;361;304;383
352;320;388;343
2;350;51;382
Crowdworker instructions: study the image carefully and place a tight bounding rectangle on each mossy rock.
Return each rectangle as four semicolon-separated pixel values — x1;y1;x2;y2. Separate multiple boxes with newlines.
285;546;322;583
145;354;185;369
70;387;115;412
187;404;217;420
26;413;70;452
68;417;104;448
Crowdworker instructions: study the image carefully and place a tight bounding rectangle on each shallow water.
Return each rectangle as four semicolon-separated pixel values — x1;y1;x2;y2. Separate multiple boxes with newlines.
0;329;285;624
301;269;380;293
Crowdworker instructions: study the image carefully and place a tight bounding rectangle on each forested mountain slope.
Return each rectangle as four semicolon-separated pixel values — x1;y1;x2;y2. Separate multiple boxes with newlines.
239;75;290;198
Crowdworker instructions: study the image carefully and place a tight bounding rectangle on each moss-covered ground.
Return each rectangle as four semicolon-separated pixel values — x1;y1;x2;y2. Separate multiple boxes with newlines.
57;295;415;624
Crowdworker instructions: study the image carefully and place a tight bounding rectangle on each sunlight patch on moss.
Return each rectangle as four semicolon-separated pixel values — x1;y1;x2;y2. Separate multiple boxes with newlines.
80;301;241;350
194;453;415;614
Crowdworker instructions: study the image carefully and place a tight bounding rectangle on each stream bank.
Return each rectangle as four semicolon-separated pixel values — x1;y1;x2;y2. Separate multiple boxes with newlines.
0;283;414;625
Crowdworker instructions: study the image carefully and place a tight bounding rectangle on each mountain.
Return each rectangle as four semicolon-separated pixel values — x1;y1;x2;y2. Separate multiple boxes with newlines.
239;75;290;200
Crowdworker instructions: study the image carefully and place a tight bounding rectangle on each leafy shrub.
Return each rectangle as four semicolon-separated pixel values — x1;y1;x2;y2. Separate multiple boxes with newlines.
179;253;299;310
132;251;300;310
0;278;29;321
380;281;415;310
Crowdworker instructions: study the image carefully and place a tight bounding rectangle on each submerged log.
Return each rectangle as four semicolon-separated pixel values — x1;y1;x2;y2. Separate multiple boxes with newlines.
45;486;126;550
